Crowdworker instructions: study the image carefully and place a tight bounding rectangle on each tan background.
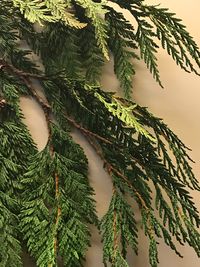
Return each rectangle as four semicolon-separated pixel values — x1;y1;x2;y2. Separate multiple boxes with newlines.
21;0;200;266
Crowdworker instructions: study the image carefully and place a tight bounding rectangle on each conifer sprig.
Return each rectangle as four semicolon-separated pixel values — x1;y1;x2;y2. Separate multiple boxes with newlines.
0;1;200;266
75;0;109;60
105;1;200;88
106;6;139;98
79;25;105;85
0;75;36;267
142;5;200;74
12;0;87;28
1;56;200;265
20;125;98;267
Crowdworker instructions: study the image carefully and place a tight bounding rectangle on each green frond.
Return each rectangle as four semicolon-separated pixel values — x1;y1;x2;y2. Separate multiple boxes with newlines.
105;1;163;86
0;81;36;266
79;25;105;85
133;104;200;191
1;1;200;266
45;0;87;28
96;119;200;267
12;0;87;28
41;24;83;78
135;18;162;87
0;14;18;59
94;92;155;141
142;4;200;75
101;190;138;265
108;1;200;86
12;0;56;24
75;0;109;60
106;6;139;98
20;124;97;266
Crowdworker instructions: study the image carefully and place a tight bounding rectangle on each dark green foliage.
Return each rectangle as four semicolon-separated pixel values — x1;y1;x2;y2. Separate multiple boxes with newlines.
135;17;162;86
41;80;200;266
0;76;36;266
0;1;199;266
79;25;105;85
0;13;17;59
106;1;200;86
106;6;139;98
101;190;138;265
142;5;200;74
0;117;30;267
20;124;98;267
40;24;83;78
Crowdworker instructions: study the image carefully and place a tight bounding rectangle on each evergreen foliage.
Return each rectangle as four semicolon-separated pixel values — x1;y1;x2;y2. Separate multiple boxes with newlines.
20;125;97;266
0;73;36;266
0;0;199;266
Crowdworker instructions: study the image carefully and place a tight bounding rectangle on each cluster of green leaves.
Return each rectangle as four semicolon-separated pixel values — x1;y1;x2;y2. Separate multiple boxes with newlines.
0;1;200;267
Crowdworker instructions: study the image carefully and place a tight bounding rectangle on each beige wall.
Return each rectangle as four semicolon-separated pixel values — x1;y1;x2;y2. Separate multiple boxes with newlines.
21;1;200;266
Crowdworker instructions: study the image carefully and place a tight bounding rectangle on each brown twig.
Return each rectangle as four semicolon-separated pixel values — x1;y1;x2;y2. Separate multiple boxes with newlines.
1;60;150;211
0;59;51;115
0;58;47;80
1;59;114;146
84;134;148;210
0;59;121;149
0;61;52;137
0;58;71;81
65;115;113;145
21;76;53;142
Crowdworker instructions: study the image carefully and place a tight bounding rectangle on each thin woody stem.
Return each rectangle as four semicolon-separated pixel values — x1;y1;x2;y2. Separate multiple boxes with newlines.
1;59;113;144
0;58;79;80
65;115;113;145
0;61;52;138
84;135;156;260
0;59;117;146
84;134;149;210
0;58;47;79
22;76;53;141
